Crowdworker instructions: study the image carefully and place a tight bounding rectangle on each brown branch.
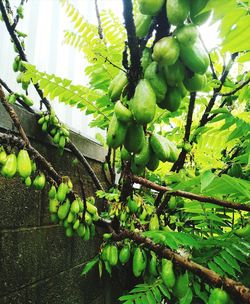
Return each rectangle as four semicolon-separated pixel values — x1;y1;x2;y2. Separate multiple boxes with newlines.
0;84;30;146
171;92;196;172
220;77;250;97
95;52;127;73
94;0;103;40
112;229;250;303
132;175;250;212
122;0;141;97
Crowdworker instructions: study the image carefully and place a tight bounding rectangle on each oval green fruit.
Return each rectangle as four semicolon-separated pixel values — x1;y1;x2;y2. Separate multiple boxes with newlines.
17;149;32;178
48;185;57;199
190;0;209;16
25;176;32;187
109;245;118;266
49;198;59;213
1;153;17;178
153;37;180;65
159;86;182;112
107;114;127;149
141;47;153;73
57;182;69;202
149;214;160;230
108;71;128;102
73;219;80;230
183;73;207;92
146;151;160;171
179;39;209;74
86;201;98;215
135;13;152;38
131;161;145;176
124;123;145;153
149;252;158;276
161;60;185;86
167;0;190;26
114;100;132;123
83;224;90;241
128;198;139;213
119;245;131;265
144;61;168;103
150;134;170;162
174;271;189;299
138;0;165;16
57;199;70;220
131;79;156;124
174;24;199;44
166;139;178;162
66;226;74;237
121;146;132;162
70;199;80;214
77;224;86;237
134;137;151;167
161;259;176;289
208;288;230;304
133;247;144;277
0;149;7;165
33;173;46;190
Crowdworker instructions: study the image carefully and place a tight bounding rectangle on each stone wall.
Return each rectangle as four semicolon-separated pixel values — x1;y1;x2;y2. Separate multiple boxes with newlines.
0;104;123;304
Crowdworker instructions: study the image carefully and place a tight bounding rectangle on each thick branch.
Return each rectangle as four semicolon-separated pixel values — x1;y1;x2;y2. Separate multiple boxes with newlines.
112;230;250;303
132;175;250;212
122;0;141;97
171;92;196;172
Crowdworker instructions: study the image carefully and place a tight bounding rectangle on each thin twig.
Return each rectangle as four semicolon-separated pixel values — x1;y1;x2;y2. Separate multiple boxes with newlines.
220;77;250;97
94;0;104;40
132;175;250;212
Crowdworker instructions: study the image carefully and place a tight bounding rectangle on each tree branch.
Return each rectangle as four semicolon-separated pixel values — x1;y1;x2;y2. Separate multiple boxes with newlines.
94;0;104;40
112;229;250;303
171;92;196;172
132;175;250;212
220;77;250;97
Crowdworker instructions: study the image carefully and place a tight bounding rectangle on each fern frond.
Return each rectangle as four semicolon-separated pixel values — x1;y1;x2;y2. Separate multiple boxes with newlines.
22;63;111;124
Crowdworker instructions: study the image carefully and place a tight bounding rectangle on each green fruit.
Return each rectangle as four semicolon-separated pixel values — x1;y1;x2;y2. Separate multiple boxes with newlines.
85;212;93;225
25;176;32;187
179;39;209;74
101;244;110;261
149;214;160;230
138;0;165;15
90;224;95;237
17;149;32;178
135;13;152;38
49;198;59;213
124;123;145;153
42;121;48;132
119;246;131;265
133;247;144;277
59;136;66;149
114;100;132;122
235;224;250;238
161;60;185;86
150;134;170;162
77;224;86;237
146;151;160;171
13;60;19;72
57;199;70;220
33;172;46;190
67;211;75;224
128;198;139;213
73;219;80;230
86;201;98;215
131;79;156;124
53;132;60;144
70;199;80;214
121;146;132;162
149;252;158;276
159;86;182;112
21;95;34;106
108;71;128;102
17;5;24;18
50;213;59;223
109;245;118;266
183;73;207;92
168;197;177;210
161;259;176;289
57;182;69;202
190;0;208;16
48;185;57;199
153;37;180;65
66;226;74;237
208;288;230;304
63;219;70;228
131;161;145;176
144;61;168;103
134;137;151;167
141;47;153;73
0;149;7;165
167;0;190;26
8;94;17;104
174;271;189;299
83;225;90;241
1;154;17;177
107;114;127;149
174;24;199;45
166;139;178;162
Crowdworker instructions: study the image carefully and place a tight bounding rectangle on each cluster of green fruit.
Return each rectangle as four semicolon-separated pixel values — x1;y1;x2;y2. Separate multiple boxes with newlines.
6;92;34;106
48;183;99;239
38;110;70;150
0;146;46;188
107;1;210;175
12;55;30;91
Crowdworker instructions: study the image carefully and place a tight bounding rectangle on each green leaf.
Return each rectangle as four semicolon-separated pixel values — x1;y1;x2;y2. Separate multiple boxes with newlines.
81;255;99;276
179;287;193;304
213;256;235;277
